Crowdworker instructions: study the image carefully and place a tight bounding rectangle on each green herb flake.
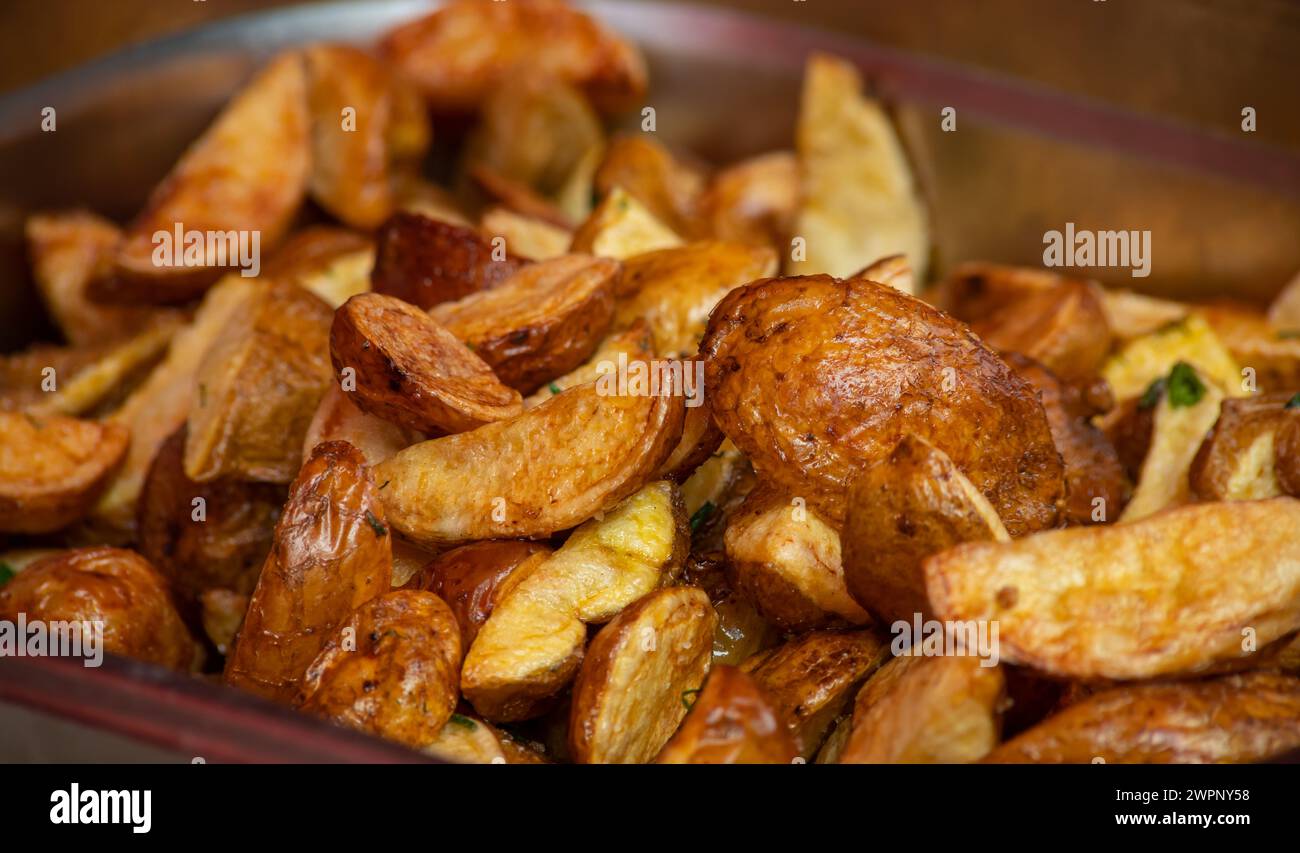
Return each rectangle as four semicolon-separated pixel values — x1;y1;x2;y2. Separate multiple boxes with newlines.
1138;377;1166;410
681;688;702;711
366;511;388;538
1286;392;1300;410
548;383;562;395
1166;361;1206;408
689;501;716;533
449;714;477;731
0;562;15;588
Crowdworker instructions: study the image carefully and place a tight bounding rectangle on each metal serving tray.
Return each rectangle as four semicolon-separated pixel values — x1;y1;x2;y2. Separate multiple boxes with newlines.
1;0;1299;762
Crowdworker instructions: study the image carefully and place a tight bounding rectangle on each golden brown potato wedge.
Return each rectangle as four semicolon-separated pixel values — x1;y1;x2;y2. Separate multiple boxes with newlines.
1190;392;1296;501
138;426;283;607
724;482;870;631
461;481;688;721
695;151;798;249
613;241;777;356
593;136;704;238
522;321;654;409
199;588;248;655
1102;313;1244;403
26;320;183;419
469;165;575;229
302;382;423;467
407;539;553;648
1279;411;1300;497
841;434;1010;624
1268;268;1300;331
569;587;716;763
681;550;780;667
928;262;1058;322
100;52;310;303
570;186;684;260
379;0;647;115
701;274;1063;534
184;279;334;484
377;375;683;547
0;412;128;534
655;665;798;764
925;497;1300;680
265;232;373;311
787;54;928;286
1101;288;1189;342
984;673;1300;764
840;653;1005;764
742;630;890;758
331;292;522;434
424;714;509;764
430;254;617;392
371;212;527;310
0;344;105;412
851;253;914;293
1199;302;1300;394
297;590;462;748
481;207;572;262
224;441;392;703
970;278;1111;383
304;43;431;229
0;547;198;670
655;386;725;483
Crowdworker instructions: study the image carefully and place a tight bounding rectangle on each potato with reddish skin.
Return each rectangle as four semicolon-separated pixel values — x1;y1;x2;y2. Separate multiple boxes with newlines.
405;540;552;647
655;665;798;764
984;673;1300;764
1190;392;1296;501
0;547;198;670
379;0;647;115
0;412;128;534
331;293;523;434
376;377;683;547
742;630;890;758
840;653;1005;764
224;441;392;703
841;435;1010;625
970;279;1112;383
569;587;716;763
302;383;423;467
99;52;310;303
371;213;528;310
700;274;1063;534
924;498;1300;680
297;590;462;748
430;254;617;392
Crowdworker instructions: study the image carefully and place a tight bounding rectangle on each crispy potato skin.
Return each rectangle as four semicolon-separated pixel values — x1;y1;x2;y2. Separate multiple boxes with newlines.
928;263;1060;322
297;590;462;747
461;481;688;721
302;382;423;467
656;387;725;482
984;673;1300;764
1200;303;1300;394
594;136;703;237
970;279;1111;383
371;212;527;310
840;653;1005;764
102;53;310;302
430;254;617;392
331;293;522;434
184;279;335;484
523;321;654;409
379;0;647;115
0;547;197;669
224;441;392;703
925;498;1300;680
701;275;1063;534
1190;392;1295;501
841;435;1009;624
139;427;283;607
743;630;890;758
1004;354;1128;525
0;412;128;534
655;665;798;764
569;587;716;763
407;540;552;648
695;151;798;249
724;482;870;631
1280;415;1300;497
376;378;684;547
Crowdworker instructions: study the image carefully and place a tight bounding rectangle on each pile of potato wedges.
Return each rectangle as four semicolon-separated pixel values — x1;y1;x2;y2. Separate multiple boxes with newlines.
2;0;1298;764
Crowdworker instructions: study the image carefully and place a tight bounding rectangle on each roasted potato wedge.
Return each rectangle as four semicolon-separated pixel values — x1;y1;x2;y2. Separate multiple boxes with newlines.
302;382;423;467
371;212;527;311
0;412;128;534
469;165;575;229
407;539;553;648
852;253;914;293
1279;411;1300;497
522;321;654;409
379;0;647;115
224;441;392;703
984;673;1300;764
971;278;1111;383
724;482;870;631
461;481;688;721
481;207;572;262
696;151;798;249
570;186;684;260
681;550;780;667
1101;313;1244;402
700;274;1063;533
376;376;683;547
569;587;716;763
593;136;704;238
1199;302;1300;393
1101;288;1189;342
840;653;1005;764
263;228;374;310
297;590;462;748
655;665;798;764
841;434;1010;624
0;547;197;670
100;52;310;302
25;321;182;419
925;497;1300;680
656;387;725;483
424;714;509;764
613;241;777;357
928;262;1057;322
199;588;248;655
1268;269;1300;331
1190;392;1296;501
331;292;522;434
742;630;890;758
184;279;334;484
787;54;928;286
430;254;617;392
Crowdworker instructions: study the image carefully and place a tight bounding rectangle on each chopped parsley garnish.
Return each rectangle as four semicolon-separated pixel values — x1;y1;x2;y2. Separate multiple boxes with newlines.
1138;377;1166;410
548;383;562;395
1286;392;1300;410
365;511;388;538
1166;361;1206;408
680;688;702;711
449;714;477;731
0;562;15;588
689;501;716;533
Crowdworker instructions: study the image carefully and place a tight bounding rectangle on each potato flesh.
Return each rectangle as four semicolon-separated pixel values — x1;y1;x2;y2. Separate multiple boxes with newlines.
1101;313;1244;402
1190;393;1294;501
570;187;684;260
